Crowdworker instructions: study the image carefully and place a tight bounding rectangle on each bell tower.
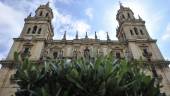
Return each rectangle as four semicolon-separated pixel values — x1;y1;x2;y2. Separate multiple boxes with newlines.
116;3;135;25
20;2;54;40
7;2;54;61
116;3;151;42
116;3;164;60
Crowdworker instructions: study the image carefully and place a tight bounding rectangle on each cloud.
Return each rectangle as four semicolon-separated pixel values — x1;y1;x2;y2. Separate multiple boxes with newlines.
0;0;54;60
161;23;170;41
85;8;93;19
50;3;92;39
96;30;107;40
55;18;91;39
0;2;24;33
120;0;165;38
0;0;52;59
0;0;92;60
102;3;118;40
57;0;73;4
0;0;169;60
166;57;170;61
0;2;25;59
56;0;81;5
52;11;91;39
73;21;91;34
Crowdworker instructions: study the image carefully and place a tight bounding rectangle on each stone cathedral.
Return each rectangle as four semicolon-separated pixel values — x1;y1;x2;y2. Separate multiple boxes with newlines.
0;2;170;96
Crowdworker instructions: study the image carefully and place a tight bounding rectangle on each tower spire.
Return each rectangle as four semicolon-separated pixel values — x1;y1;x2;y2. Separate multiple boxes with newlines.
107;32;110;41
28;13;32;17
46;1;50;6
62;31;66;40
85;32;88;39
76;31;78;39
119;1;124;9
138;15;142;20
95;31;97;39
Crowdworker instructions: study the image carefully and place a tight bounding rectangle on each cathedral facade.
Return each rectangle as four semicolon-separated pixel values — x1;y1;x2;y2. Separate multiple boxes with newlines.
5;3;164;61
0;3;170;96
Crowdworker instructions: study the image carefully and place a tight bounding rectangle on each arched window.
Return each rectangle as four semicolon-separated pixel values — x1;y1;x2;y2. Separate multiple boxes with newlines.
20;47;31;60
116;52;121;59
84;47;90;58
134;27;138;35
32;26;37;34
53;52;58;59
27;28;31;34
128;13;130;18
140;29;144;35
130;30;134;35
38;28;41;34
46;13;49;17
143;48;148;54
39;11;43;16
23;47;30;54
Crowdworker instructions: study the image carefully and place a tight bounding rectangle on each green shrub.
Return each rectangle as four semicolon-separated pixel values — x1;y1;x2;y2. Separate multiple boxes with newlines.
14;55;161;96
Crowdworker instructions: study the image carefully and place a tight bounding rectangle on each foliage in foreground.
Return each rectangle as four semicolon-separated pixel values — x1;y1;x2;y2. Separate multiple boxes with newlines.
14;55;161;96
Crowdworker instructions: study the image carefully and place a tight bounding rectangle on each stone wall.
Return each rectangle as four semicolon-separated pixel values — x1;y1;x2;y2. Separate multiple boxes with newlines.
0;67;17;96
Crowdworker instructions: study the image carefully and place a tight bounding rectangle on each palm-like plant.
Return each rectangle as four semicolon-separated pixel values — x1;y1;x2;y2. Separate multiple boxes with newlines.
14;54;162;96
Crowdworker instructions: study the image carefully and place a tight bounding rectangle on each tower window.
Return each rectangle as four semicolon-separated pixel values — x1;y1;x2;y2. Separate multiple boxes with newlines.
130;30;134;35
140;30;144;35
116;52;121;59
53;52;58;59
134;27;138;35
38;28;41;34
122;15;125;19
143;48;148;54
32;26;37;34
23;47;30;54
128;13;130;18
46;13;49;17
27;28;31;34
39;11;43;16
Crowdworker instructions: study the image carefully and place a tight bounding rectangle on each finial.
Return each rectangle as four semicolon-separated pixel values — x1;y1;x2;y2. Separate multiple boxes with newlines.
95;31;97;39
107;32;110;41
85;32;88;39
119;1;122;6
76;31;78;39
46;1;50;6
119;1;124;8
62;31;66;40
138;15;142;20
28;13;32;17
